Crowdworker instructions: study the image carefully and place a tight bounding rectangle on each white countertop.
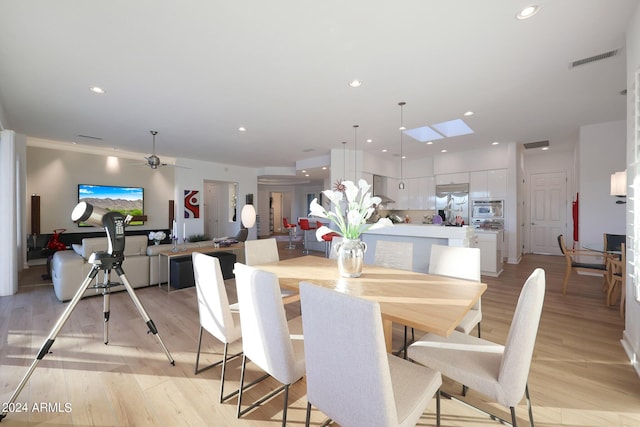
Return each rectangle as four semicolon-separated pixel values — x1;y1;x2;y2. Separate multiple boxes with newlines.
473;228;504;234
363;223;475;239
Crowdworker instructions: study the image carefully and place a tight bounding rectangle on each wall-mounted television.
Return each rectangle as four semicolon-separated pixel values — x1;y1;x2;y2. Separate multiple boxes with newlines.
78;184;144;226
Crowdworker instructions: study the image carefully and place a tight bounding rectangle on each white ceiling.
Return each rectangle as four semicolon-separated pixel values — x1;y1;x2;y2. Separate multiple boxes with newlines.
0;1;636;184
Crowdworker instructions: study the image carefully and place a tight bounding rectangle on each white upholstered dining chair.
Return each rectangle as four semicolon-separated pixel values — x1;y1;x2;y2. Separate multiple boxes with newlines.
300;281;441;427
233;262;305;427
374;240;413;270
244;238;279;265
428;244;482;337
408;268;545;427
192;252;242;402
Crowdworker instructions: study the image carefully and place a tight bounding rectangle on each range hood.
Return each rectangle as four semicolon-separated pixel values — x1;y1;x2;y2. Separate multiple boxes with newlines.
372;175;396;204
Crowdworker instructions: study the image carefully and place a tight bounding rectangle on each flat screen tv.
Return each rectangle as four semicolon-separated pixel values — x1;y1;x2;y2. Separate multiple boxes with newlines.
77;184;144;226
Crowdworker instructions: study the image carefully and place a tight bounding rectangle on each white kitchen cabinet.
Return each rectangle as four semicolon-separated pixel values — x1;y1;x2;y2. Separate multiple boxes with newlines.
470;170;488;199
487;169;507;199
425;176;436;209
475;230;503;277
436;172;470;185
408;177;427;210
470;169;507;200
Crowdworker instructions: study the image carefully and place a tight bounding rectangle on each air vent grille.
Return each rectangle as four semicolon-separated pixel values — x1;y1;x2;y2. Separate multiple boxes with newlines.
523;140;549;149
76;134;103;140
570;49;620;69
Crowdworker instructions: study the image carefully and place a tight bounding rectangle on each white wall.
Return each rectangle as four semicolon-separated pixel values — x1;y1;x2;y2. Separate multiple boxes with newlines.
26;146;175;233
622;1;640;376
174;158;258;240
578;120;627;246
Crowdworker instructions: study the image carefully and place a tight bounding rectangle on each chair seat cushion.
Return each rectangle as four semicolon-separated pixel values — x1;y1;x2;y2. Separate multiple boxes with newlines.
388;355;441;427
455;309;482;335
408;331;508;405
572;261;606;270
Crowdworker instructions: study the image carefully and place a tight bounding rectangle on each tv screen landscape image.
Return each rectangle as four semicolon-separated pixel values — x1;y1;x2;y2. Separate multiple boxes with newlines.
78;184;144;226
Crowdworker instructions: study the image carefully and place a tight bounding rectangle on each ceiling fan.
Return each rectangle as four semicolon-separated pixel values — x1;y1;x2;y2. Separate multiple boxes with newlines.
145;130;167;169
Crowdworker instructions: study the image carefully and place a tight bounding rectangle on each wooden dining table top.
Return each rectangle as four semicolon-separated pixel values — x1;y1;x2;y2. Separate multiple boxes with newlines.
255;255;487;344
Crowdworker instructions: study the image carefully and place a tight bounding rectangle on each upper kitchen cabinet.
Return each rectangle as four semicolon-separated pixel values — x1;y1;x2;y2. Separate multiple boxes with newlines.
470;169;507;199
435;172;470;186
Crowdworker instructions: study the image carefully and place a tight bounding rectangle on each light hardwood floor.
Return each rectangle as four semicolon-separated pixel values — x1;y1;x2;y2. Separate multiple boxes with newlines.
1;241;639;426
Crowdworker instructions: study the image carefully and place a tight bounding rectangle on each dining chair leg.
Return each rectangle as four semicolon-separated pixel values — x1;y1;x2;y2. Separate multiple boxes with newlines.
477;322;481;338
510;406;518;427
236;355;248;418
305;402;312;427
525;384;535;427
436;389;441;427
194;326;204;374
281;384;290;427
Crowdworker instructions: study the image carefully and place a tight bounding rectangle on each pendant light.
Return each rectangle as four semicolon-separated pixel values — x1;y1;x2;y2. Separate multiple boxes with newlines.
353;124;359;182
398;102;406;190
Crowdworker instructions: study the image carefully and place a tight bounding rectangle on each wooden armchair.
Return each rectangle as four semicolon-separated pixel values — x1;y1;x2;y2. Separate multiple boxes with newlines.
557;234;607;295
606;243;626;313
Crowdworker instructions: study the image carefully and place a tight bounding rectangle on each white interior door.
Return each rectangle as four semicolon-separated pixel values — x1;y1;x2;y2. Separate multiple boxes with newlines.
529;172;567;255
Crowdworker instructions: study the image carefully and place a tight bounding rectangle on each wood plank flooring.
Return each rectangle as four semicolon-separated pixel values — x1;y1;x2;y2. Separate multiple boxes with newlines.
1;242;639;426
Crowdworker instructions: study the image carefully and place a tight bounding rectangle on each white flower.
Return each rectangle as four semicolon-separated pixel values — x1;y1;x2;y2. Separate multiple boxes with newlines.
309;180;392;240
148;231;166;241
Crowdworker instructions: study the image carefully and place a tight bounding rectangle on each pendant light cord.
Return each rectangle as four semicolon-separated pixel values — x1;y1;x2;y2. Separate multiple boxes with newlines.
353;124;359;182
398;102;406;190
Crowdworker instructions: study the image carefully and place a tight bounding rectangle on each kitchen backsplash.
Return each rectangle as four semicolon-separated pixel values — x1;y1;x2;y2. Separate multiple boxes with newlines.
378;209;437;224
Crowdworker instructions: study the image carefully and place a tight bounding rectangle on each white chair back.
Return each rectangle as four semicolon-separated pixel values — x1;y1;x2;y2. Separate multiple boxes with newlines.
192;252;240;344
374;241;413;271
498;267;545;405
428;244;481;281
299;281;399;426
233;262;304;385
244;238;279;266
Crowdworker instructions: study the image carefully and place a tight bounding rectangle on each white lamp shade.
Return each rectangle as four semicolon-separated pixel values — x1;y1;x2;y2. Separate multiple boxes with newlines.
610;170;627;196
241;204;256;228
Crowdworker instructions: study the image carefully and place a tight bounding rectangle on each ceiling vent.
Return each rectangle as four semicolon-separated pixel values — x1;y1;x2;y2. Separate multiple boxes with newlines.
523;140;549;150
569;49;620;69
76;134;103;141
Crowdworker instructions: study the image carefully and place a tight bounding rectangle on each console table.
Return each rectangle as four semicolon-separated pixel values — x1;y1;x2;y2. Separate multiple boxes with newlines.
158;243;245;292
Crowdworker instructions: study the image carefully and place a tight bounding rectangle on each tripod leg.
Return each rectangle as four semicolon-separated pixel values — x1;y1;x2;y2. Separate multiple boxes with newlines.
114;266;175;365
103;289;111;345
102;270;111;345
0;266;100;422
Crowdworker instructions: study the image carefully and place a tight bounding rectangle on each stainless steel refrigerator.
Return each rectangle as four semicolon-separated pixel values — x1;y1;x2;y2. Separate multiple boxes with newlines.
435;183;469;225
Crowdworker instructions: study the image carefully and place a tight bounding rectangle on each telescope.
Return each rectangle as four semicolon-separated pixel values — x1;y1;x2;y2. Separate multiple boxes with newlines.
0;202;174;422
71;202;132;260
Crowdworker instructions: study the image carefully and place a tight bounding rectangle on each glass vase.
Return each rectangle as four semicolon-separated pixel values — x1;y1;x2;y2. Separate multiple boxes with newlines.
335;238;367;278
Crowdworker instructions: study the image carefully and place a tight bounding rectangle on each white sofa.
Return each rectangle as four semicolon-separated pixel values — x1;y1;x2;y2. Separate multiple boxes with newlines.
51;236;151;302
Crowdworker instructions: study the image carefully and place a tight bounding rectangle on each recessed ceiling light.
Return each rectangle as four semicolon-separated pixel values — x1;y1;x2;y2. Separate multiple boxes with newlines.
541;146;550;151
516;5;540;20
463;111;474;116
366;139;373;143
426;141;434;145
401;155;407;159
492;141;500;145
238;127;246;132
381;149;388;153
322;166;327;170
441;149;447;153
305;174;310;177
89;86;105;94
348;79;362;88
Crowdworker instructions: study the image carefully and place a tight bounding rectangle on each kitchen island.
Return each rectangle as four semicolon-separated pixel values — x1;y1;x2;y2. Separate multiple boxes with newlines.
361;224;476;273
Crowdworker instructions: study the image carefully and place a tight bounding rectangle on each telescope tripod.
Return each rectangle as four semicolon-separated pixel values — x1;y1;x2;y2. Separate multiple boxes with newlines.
0;254;175;422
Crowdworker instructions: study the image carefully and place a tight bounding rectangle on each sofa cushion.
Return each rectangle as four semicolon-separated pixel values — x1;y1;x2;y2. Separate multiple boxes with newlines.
80;235;149;259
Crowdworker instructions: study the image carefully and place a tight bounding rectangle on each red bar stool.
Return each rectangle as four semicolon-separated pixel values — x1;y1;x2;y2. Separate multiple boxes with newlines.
316;221;339;258
282;217;297;249
298;218;316;254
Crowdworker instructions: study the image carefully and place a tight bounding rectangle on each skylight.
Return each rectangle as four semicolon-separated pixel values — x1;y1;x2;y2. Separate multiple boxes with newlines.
404;126;444;142
431;119;474;137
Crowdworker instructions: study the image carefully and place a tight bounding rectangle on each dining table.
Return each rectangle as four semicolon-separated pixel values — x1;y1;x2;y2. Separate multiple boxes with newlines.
255;255;487;352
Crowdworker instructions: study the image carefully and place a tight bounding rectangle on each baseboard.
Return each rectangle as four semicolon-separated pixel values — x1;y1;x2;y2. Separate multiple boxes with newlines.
621;330;640;378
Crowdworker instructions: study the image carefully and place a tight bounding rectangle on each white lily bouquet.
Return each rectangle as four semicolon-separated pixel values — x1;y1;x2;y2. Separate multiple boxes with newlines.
309;179;393;241
148;231;167;245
